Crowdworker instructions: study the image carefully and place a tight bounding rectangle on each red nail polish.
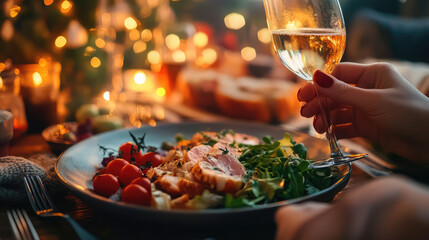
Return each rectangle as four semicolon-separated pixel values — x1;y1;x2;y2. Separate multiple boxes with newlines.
313;70;333;88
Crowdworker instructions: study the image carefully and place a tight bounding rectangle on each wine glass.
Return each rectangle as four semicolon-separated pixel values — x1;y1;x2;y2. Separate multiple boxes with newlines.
263;0;367;168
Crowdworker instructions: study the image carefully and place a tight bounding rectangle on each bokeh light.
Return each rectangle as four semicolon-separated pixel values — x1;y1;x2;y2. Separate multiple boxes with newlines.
133;41;147;53
257;28;271;44
224;13;246;30
95;38;105;48
165;34;180;50
134;72;146;84
90;57;101;68
147;50;161;64
124;17;137;30
32;72;43;86
141;29;152;42
241;46;256;62
172;50;186;63
193;32;209;48
55;36;67;48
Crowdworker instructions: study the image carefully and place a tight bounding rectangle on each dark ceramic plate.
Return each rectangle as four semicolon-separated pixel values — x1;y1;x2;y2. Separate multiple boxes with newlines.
55;121;351;228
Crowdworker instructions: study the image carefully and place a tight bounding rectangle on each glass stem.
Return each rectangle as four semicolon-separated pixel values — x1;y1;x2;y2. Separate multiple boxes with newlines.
312;82;344;159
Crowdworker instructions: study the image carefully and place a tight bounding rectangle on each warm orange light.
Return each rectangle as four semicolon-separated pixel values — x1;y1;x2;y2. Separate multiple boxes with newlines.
194;32;208;48
44;0;54;5
141;29;152;42
202;48;217;65
133;41;147;53
95;38;105;48
38;58;47;67
156;87;166;97
0;77;3;89
134;72;146;84
90;57;101;68
10;5;21;18
129;29;140;41
224;13;246;30
124;17;137;30
55;36;67;48
103;91;110;101
61;0;73;14
165;34;180;50
172;50;186;63
0;63;7;72
241;46;256;62
84;46;96;56
101;13;111;26
14;68;19;75
32;72;43;86
258;28;271;44
147;50;161;64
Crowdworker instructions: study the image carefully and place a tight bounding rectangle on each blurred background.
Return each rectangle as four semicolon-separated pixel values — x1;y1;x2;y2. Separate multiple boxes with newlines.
0;0;428;139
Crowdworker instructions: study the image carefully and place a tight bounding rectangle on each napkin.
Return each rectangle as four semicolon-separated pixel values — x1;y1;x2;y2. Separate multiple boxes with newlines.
0;155;62;203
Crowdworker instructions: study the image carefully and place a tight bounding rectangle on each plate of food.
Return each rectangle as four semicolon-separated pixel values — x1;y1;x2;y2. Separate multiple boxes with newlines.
55;121;351;228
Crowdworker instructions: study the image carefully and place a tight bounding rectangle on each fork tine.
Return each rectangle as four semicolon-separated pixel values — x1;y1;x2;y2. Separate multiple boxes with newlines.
7;209;23;240
24;177;41;214
25;176;52;212
32;176;56;210
15;208;32;240
20;209;40;240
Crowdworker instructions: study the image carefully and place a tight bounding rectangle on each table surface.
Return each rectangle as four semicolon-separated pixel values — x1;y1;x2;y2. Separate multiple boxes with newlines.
0;132;374;240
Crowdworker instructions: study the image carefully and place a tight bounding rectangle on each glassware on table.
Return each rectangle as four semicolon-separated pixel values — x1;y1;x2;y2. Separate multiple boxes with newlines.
0;110;13;157
0;69;27;138
263;0;367;168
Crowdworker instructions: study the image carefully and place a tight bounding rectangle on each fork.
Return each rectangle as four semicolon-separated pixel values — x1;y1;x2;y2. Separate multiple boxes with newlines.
23;176;97;240
7;208;40;240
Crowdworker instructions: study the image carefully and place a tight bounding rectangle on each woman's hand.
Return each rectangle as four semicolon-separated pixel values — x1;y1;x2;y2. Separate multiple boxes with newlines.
298;62;429;164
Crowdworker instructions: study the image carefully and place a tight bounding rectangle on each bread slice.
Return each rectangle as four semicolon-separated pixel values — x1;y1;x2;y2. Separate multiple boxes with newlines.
215;76;300;123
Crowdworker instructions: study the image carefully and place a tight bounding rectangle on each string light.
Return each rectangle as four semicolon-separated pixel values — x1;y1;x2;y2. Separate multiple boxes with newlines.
44;0;54;6
133;41;147;53
165;34;180;50
55;36;67;48
129;29;140;41
193;32;208;48
257;28;271;44
95;38;105;48
172;50;186;63
224;13;246;30
61;0;73;14
124;17;137;30
141;29;152;42
147;50;161;64
241;46;256;62
90;57;101;68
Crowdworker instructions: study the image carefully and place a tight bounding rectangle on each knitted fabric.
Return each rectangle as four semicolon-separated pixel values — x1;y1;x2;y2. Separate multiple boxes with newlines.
0;155;61;203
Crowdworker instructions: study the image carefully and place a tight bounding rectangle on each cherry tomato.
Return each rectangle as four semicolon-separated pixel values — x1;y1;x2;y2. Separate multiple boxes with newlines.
118;142;142;163
136;152;163;169
130;177;151;193
93;174;120;197
92;168;107;180
105;158;129;177
118;164;142;186
121;184;151;206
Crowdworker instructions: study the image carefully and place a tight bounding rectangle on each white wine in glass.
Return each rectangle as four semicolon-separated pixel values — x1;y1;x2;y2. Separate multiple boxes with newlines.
264;0;367;167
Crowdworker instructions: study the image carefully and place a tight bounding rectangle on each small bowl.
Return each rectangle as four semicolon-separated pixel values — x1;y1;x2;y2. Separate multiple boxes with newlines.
42;122;78;155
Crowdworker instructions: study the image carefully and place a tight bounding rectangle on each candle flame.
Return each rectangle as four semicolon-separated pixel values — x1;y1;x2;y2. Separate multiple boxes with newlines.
32;72;43;86
103;91;110;101
0;77;3;89
134;72;146;84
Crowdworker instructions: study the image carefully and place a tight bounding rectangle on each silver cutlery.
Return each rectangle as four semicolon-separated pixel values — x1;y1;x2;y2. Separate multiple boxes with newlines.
7;208;40;240
23;176;97;240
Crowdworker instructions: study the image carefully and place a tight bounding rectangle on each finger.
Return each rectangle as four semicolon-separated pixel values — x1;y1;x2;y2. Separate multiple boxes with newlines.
333;123;359;139
331;62;372;85
297;83;316;102
313;70;375;109
330;108;354;125
275;203;330;240
313;113;326;134
301;98;348;118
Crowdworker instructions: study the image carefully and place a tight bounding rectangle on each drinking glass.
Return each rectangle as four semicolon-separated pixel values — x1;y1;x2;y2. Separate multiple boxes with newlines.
263;0;367;167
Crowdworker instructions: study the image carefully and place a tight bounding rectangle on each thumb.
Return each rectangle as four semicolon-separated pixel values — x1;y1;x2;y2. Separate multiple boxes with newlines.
313;70;372;109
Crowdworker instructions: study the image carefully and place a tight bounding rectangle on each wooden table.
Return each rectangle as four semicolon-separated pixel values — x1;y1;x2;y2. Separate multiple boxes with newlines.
0;133;374;240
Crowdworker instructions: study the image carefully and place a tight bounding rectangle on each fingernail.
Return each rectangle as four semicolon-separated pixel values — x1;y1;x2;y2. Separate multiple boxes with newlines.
313;70;333;88
297;88;303;101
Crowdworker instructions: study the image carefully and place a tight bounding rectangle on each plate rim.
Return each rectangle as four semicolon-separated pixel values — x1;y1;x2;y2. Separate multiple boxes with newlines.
55;120;352;215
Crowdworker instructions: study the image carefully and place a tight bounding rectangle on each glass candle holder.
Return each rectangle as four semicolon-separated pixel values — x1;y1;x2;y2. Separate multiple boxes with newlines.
18;61;61;132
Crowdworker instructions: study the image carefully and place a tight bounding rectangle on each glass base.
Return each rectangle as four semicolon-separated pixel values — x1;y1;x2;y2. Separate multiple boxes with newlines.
310;153;368;168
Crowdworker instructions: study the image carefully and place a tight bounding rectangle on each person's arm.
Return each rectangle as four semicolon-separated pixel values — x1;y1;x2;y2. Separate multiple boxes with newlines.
276;176;429;240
